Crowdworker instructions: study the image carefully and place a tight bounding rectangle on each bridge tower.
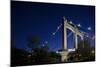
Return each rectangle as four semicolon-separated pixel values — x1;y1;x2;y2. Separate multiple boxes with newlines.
58;16;68;62
58;16;84;62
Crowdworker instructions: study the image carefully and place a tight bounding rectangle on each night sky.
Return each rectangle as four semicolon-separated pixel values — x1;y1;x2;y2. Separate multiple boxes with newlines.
11;1;95;52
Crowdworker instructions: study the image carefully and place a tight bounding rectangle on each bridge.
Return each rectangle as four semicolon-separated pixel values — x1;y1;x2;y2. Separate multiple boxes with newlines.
43;16;94;62
53;16;94;62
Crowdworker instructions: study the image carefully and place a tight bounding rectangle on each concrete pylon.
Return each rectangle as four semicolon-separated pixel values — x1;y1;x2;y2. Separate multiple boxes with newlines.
74;32;78;49
58;16;68;62
62;16;67;50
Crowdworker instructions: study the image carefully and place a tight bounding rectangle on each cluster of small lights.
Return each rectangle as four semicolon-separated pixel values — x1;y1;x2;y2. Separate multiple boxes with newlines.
52;23;62;36
78;25;92;31
44;18;94;48
69;21;92;31
42;41;48;47
52;20;93;39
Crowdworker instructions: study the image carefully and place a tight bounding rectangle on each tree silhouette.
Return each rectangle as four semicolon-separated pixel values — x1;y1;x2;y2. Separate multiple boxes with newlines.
26;35;60;64
27;35;40;51
11;46;30;66
11;35;61;66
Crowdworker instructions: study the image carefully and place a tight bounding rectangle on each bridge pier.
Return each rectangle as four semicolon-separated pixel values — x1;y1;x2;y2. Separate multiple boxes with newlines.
58;50;68;62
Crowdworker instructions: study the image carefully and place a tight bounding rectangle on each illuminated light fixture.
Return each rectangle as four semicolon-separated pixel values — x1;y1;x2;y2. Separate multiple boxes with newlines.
56;51;59;53
57;26;60;30
52;32;55;35
45;41;48;44
87;27;91;30
77;23;81;27
69;21;73;24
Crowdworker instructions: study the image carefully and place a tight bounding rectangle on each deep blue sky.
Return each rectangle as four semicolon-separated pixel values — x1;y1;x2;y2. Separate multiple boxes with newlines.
11;1;95;52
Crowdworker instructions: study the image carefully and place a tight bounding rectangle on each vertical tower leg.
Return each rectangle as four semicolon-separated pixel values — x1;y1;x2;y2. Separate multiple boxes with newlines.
63;21;67;50
62;17;67;50
81;36;84;48
74;33;78;49
59;17;68;62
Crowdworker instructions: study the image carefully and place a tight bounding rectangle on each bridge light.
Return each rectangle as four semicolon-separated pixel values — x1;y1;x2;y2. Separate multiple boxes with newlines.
87;27;91;30
56;51;59;53
45;41;48;44
52;32;55;35
57;26;60;30
69;21;73;24
77;23;81;27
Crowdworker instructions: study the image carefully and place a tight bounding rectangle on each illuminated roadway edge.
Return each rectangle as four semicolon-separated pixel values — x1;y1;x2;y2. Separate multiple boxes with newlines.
56;48;75;54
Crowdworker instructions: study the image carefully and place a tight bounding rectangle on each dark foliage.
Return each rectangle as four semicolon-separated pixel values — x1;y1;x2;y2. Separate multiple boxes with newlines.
11;47;31;66
68;39;95;62
11;35;60;66
27;35;40;50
